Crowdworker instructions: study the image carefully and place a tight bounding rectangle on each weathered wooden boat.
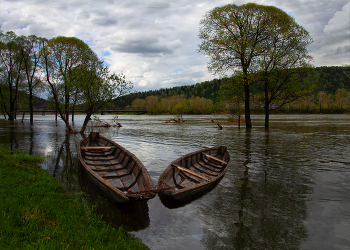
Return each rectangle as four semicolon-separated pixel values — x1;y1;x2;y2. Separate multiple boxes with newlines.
157;146;230;202
78;132;156;203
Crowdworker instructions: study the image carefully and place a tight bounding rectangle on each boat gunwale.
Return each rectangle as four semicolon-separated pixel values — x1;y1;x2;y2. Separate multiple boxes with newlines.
78;134;155;203
158;146;230;198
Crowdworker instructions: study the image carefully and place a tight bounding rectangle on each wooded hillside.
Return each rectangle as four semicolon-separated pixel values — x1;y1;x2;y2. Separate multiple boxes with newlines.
114;66;350;107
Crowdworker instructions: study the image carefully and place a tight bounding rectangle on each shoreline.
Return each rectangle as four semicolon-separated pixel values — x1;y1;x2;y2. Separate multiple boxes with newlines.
0;146;148;249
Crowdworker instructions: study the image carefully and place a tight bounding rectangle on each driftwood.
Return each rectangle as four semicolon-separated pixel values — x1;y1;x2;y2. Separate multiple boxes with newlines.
92;122;122;128
211;119;222;129
165;118;185;123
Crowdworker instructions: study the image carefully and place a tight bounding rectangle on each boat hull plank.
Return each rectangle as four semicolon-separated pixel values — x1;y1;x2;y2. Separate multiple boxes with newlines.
78;132;156;203
158;146;230;203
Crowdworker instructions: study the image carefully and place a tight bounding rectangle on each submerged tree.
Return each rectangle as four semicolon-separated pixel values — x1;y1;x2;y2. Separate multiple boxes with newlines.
42;36;99;132
18;35;46;124
198;3;313;127
254;8;313;127
0;31;24;121
220;76;245;127
42;36;133;133
77;60;133;133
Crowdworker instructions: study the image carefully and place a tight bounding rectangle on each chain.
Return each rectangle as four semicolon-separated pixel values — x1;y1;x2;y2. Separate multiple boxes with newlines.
125;181;175;197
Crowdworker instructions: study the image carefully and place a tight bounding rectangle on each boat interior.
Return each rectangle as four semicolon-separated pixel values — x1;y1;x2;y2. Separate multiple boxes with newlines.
80;132;146;194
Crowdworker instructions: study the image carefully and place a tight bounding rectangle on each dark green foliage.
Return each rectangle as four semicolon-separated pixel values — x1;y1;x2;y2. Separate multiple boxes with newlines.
313;66;350;93
113;79;222;107
7;66;349;111
113;66;349;108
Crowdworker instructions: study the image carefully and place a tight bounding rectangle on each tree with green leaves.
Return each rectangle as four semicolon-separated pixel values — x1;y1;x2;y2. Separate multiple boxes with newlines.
17;35;46;124
42;36;133;133
76;60;133;133
42;36;99;132
198;3;313;127
0;31;25;121
220;76;245;127
145;95;159;114
254;8;313;127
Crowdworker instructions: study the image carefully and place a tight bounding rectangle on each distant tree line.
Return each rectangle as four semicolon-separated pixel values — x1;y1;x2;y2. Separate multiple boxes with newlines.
130;94;216;115
114;79;221;107
113;66;350;115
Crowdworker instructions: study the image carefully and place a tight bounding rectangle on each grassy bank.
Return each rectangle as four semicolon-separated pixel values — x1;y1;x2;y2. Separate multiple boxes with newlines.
0;147;147;249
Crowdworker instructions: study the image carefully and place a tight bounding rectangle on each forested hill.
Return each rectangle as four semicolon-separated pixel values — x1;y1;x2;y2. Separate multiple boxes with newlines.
114;65;349;107
114;79;222;107
316;66;350;93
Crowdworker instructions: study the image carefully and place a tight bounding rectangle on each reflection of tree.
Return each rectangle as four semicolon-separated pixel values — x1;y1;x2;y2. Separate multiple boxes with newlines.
234;129;251;249
29;125;34;155
9;125;19;152
48;132;81;192
200;130;312;249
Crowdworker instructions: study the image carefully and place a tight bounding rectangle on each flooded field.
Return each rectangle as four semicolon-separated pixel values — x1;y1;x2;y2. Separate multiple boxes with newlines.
1;114;349;249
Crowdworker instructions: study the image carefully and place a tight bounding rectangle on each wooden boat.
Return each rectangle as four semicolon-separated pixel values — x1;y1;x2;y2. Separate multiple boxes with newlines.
157;146;230;202
78;132;156;203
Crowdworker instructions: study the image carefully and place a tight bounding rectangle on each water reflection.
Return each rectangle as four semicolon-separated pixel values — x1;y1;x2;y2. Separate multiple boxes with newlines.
200;129;312;249
1;114;350;249
158;180;222;209
78;165;150;231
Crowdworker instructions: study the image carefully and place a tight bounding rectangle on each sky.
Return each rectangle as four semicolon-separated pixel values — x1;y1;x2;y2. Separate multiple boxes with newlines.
1;0;349;93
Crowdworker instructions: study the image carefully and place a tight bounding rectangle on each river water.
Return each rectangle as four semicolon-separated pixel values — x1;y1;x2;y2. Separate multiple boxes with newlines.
0;114;349;250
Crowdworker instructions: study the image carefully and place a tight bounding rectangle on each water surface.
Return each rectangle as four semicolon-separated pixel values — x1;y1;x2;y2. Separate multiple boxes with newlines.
1;114;349;249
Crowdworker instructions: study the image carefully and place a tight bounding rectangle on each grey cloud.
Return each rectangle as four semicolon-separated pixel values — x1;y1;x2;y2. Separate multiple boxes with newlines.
336;45;350;55
78;10;90;20
121;0;172;18
91;17;118;26
111;42;173;56
2;0;349;92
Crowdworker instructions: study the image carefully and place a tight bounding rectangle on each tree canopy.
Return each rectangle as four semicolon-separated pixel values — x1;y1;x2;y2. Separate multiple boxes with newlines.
198;3;313;127
0;30;133;132
42;36;133;133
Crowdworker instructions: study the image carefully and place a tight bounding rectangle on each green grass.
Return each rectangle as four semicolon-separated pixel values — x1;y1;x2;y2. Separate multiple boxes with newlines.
0;147;147;250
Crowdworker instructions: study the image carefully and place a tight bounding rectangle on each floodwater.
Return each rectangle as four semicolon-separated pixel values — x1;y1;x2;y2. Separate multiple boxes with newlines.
0;114;349;250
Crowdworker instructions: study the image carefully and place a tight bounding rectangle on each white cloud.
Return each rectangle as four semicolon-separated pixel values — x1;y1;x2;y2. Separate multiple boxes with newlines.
310;1;350;66
1;0;349;92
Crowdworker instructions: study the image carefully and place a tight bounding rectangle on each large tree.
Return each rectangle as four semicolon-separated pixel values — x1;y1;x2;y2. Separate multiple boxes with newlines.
254;8;313;127
76;60;133;133
0;31;24;121
42;36;98;132
198;3;313;127
18;35;46;124
42;36;133;133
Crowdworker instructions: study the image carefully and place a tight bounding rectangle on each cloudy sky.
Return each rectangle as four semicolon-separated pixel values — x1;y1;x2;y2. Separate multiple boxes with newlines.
1;0;349;92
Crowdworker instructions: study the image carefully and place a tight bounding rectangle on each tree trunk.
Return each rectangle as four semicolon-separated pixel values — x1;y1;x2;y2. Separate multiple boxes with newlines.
264;82;269;128
244;84;252;128
8;113;14;121
8;91;15;121
29;88;34;124
80;111;93;133
264;106;269;128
